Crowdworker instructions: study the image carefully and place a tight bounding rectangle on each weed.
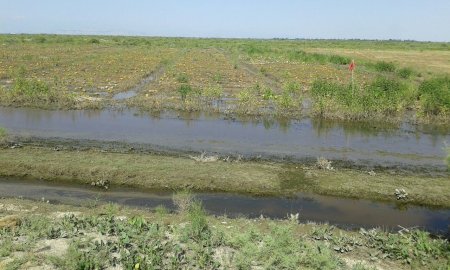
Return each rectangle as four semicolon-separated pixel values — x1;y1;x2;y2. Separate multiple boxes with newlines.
186;201;210;241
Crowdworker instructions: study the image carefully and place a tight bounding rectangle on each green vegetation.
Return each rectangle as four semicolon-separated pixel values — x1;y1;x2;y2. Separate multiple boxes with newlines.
373;61;397;72
0;127;6;144
397;67;414;78
0;145;449;207
0;71;76;108
0;198;448;269
418;76;450;116
311;76;414;120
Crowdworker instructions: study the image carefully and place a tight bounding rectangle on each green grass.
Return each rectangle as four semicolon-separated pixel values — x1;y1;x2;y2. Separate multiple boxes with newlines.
0;146;449;207
0;198;448;269
418;76;450;116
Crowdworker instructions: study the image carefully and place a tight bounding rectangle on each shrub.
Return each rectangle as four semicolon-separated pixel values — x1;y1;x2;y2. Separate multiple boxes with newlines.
418;76;450;115
397;67;414;79
374;61;396;72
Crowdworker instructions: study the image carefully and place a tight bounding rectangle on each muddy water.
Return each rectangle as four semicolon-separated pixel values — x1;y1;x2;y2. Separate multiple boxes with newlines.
1;107;449;169
0;178;448;235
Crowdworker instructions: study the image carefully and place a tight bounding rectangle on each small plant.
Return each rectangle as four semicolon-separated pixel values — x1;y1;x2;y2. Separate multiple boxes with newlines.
177;84;192;101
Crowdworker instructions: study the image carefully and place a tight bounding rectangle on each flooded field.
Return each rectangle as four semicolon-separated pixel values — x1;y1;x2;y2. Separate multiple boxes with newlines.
0;106;448;170
1;178;448;235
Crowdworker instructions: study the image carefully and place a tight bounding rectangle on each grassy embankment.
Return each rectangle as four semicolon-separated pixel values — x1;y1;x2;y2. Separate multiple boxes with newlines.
0;197;448;269
0;34;449;123
0;145;449;208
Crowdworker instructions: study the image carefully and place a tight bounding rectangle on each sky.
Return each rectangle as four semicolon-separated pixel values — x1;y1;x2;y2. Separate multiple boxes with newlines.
1;0;450;42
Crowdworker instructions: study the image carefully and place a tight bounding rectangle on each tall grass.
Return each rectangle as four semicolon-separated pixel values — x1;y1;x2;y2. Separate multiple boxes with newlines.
311;76;412;120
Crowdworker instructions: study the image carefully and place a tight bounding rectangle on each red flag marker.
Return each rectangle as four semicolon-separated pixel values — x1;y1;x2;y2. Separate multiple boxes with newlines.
349;60;355;71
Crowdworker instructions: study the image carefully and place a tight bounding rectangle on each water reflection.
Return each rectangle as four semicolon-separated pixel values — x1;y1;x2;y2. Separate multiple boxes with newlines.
0;107;449;168
0;178;448;234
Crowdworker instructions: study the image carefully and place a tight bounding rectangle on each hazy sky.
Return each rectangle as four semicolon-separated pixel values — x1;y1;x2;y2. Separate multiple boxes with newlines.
1;0;450;41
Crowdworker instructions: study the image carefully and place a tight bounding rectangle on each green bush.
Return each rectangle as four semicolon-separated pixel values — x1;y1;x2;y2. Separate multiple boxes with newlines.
397;67;414;79
418;76;450;115
374;61;396;72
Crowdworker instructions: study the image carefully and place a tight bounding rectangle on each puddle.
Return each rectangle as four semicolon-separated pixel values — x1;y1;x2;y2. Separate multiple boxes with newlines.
112;73;156;100
0;178;448;235
112;90;137;100
1;107;449;169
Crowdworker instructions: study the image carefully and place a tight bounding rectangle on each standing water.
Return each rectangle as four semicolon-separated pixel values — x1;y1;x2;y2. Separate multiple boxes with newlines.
0;107;449;169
